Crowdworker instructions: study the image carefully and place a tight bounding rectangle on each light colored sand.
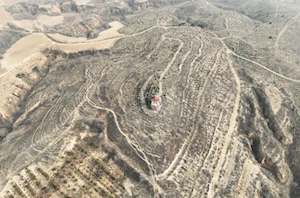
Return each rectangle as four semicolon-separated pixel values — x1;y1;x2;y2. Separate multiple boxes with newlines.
265;85;282;114
11;20;43;32
0;5;14;28
96;21;124;40
14;101;41;126
10;15;64;32
63;136;77;152
136;0;148;2
38;4;53;9
236;159;261;198
2;21;124;69
123;178;134;196
37;15;64;26
51;37;121;53
0;21;125;117
48;33;90;43
74;0;90;5
1;33;52;70
2;0;23;6
48;21;124;44
0;52;48;118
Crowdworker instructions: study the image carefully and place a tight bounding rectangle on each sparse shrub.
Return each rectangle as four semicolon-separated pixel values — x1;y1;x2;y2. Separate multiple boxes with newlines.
25;184;36;196
26;169;36;180
101;189;108;196
36;167;49;180
35;181;41;188
49;180;58;190
66;160;71;164
41;186;49;193
13;183;25;197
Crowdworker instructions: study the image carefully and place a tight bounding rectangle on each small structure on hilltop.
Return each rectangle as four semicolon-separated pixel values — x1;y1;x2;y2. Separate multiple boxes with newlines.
150;95;162;111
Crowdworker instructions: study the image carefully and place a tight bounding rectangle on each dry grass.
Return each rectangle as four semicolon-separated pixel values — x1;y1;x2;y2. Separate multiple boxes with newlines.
1;21;124;69
1;33;52;69
37;15;64;26
73;0;90;5
0;52;47;118
11;20;44;32
0;5;14;28
51;38;121;53
48;21;124;44
0;21;125;117
2;0;24;6
10;15;64;32
265;85;282;114
136;0;148;2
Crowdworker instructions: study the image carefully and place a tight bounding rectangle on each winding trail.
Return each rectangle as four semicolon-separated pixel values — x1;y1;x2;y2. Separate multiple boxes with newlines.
178;41;192;71
231;51;300;83
208;30;300;83
4;9;300;195
84;69;163;197
207;46;241;198
157;43;221;181
86;99;164;196
156;39;204;180
274;11;300;50
146;33;170;60
158;37;183;95
268;1;279;24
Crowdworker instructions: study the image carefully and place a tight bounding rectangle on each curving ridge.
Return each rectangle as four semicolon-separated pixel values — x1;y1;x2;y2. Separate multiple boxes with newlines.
0;0;300;197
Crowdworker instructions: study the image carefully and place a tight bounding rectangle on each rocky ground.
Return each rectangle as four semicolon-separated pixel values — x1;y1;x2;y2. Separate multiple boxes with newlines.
0;0;300;197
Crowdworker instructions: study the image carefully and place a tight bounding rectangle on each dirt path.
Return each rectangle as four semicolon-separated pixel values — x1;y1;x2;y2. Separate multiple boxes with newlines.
146;33;169;60
86;98;164;196
268;1;279;24
178;41;192;71
158;37;183;95
157;44;220;181
274;12;300;50
6;98;86;179
207;48;241;198
84;66;163;197
231;51;300;83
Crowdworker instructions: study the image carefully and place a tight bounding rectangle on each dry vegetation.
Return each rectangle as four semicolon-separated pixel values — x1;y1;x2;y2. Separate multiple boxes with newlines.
0;5;14;29
0;0;300;198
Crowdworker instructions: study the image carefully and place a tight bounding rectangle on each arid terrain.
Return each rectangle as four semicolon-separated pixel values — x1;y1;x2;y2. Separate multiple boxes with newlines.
0;0;300;197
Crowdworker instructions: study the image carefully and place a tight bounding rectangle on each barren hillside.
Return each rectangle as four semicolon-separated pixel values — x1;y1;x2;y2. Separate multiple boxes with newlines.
0;0;300;197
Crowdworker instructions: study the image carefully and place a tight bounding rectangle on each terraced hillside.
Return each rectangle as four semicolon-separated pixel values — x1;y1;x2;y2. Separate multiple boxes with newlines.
0;0;300;197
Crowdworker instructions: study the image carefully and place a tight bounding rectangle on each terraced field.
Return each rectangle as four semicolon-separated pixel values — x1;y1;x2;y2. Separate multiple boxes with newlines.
0;0;300;197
